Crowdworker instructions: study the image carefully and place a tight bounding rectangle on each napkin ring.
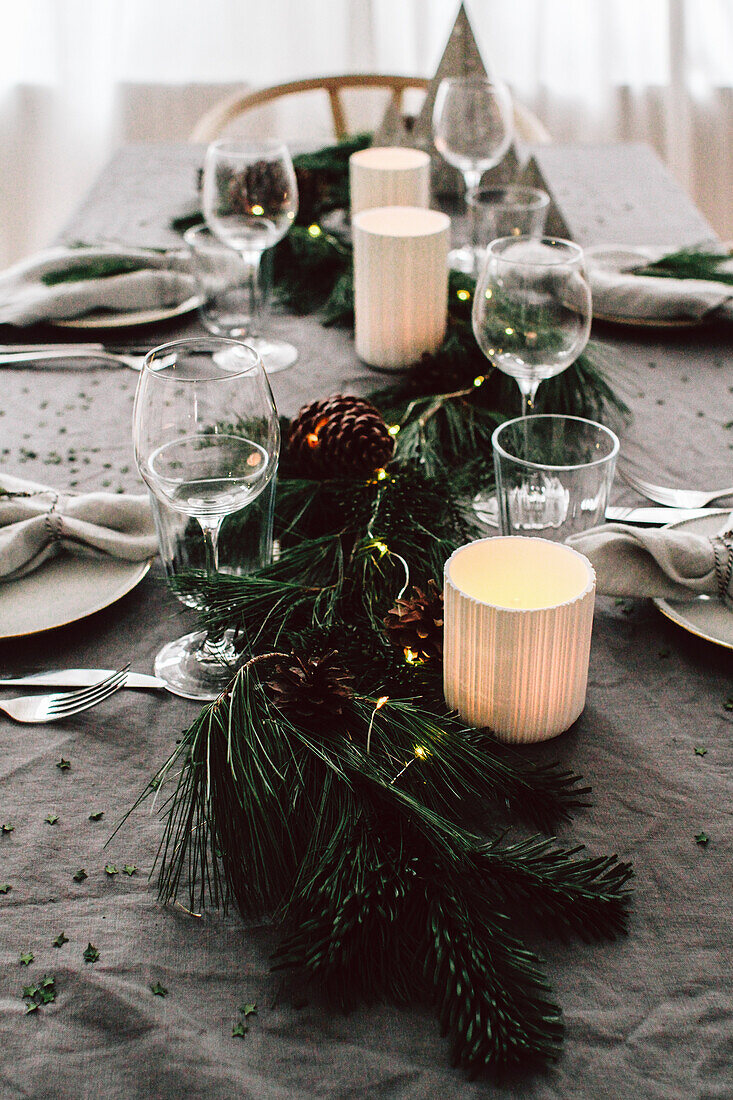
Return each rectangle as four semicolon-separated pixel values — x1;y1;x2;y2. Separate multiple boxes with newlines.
711;529;733;603
44;492;63;545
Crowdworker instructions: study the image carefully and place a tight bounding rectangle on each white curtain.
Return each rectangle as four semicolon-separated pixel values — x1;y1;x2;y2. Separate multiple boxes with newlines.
1;0;731;267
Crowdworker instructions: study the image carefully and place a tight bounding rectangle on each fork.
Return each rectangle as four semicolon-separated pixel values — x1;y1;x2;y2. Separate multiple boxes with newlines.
0;666;129;724
0;348;145;371
619;468;733;509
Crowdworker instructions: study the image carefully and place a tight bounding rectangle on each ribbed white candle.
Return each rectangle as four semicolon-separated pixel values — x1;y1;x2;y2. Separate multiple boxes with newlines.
443;537;596;742
353;206;450;371
350;147;430;216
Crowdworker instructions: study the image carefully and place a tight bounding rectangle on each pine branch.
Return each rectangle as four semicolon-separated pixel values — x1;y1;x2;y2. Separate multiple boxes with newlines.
632;247;733;286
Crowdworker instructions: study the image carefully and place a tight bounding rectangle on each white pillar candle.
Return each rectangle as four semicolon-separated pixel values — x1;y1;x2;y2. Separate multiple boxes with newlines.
349;147;431;216
353;206;450;371
443;537;596;743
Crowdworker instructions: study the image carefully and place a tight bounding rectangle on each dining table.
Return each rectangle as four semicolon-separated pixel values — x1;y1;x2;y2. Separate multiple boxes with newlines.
0;142;731;1100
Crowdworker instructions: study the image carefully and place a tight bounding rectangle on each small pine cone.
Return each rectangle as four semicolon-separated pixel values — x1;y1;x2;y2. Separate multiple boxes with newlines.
287;394;395;479
384;580;444;663
265;651;355;725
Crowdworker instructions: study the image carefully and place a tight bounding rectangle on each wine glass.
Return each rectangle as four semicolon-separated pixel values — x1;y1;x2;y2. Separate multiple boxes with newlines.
432;76;514;274
202;139;298;373
472;236;592;417
133;337;280;700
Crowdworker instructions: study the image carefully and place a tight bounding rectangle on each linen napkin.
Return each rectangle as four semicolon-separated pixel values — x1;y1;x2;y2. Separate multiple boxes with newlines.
585;245;733;324
0;474;158;580
0;246;196;327
567;519;733;608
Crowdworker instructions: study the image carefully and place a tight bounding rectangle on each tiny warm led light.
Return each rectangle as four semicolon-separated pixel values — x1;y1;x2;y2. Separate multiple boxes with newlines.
456;288;470;301
246;452;262;467
308;223;322;238
374;541;389;556
306;432;319;448
484;288;493;299
504;326;515;336
251;204;264;216
375;696;389;710
403;647;422;664
388;424;400;436
473;375;485;387
376;468;388;481
414;745;430;759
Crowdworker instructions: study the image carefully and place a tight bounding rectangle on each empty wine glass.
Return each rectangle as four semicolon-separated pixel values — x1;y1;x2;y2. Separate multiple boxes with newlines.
133;337;280;700
432;76;514;274
472;236;592;417
202;139;298;373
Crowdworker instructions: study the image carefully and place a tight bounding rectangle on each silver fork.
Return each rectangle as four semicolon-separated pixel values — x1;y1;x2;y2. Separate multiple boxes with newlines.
0;666;129;724
619;468;733;509
0;347;145;371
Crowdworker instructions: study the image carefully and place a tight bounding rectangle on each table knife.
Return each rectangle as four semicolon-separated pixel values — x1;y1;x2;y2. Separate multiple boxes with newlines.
604;506;729;524
0;669;165;689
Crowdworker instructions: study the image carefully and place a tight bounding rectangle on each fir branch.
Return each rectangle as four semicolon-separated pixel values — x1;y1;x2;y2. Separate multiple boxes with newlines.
632;247;733;286
40;256;150;286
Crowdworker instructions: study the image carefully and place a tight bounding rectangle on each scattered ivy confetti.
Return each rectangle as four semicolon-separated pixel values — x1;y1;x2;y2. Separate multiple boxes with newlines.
724;698;733;712
83;943;100;963
104;864;118;876
1;822;14;834
22;974;56;1013
56;758;71;771
694;747;707;757
239;1003;257;1018
72;869;88;883
89;811;104;822
0;884;11;894
19;952;34;966
123;865;138;876
53;932;69;948
45;814;59;826
25;1001;39;1014
151;982;168;997
695;832;710;846
232;1021;247;1039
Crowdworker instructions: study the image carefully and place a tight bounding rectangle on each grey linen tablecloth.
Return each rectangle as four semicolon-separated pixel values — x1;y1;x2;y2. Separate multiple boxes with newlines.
0;144;731;1100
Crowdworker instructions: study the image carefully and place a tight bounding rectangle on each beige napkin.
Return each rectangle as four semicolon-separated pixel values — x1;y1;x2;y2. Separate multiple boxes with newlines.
0;475;158;580
585;245;733;323
567;519;733;608
0;246;196;326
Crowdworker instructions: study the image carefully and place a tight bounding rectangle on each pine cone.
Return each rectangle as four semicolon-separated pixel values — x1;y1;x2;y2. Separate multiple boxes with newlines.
287;394;395;479
265;651;355;725
216;160;291;217
384;580;444;663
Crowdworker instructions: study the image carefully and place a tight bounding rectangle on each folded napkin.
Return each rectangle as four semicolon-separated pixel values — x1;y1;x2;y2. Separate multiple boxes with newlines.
0;246;196;327
585;245;733;324
567;519;733;608
0;474;158;580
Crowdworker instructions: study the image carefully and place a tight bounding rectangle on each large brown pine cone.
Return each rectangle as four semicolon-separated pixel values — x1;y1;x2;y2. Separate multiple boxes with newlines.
383;580;444;663
287;394;395;479
265;651;355;725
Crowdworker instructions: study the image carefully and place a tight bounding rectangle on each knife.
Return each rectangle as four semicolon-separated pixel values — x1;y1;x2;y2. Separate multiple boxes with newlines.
0;669;165;689
604;506;729;524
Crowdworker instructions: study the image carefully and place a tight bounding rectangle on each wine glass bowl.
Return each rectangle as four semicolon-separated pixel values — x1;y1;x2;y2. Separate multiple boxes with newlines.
472;236;592;416
133;337;280;700
202;139;299;373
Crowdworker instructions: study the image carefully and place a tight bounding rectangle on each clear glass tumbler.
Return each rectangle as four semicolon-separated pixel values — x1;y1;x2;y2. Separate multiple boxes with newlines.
184;224;273;340
492;414;619;540
466;185;550;269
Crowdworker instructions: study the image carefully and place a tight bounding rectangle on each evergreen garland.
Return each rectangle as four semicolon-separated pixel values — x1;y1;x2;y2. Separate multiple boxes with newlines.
129;136;639;1079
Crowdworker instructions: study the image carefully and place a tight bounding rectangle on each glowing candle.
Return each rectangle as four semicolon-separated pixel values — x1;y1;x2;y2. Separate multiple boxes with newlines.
349;147;430;216
353;206;450;371
443;537;596;742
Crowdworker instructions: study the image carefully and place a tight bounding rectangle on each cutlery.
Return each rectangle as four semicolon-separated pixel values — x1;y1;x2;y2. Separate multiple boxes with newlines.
618;468;733;509
0;669;164;690
0;666;129;724
605;506;730;524
0;347;145;370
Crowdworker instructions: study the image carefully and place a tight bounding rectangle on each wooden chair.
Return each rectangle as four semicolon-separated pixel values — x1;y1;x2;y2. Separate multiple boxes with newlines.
189;73;551;145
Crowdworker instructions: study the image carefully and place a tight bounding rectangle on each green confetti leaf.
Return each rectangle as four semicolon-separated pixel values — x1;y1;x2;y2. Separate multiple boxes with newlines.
45;814;58;825
694;747;707;757
53;932;69;948
232;1021;247;1038
19;952;34;966
0;883;11;894
88;811;105;822
239;1003;257;1018
72;869;88;883
104;864;118;876
24;1002;39;1014
56;758;71;771
83;943;100;963
724;698;733;712
151;982;168;997
1;822;14;833
22;984;38;999
123;864;138;877
695;831;710;846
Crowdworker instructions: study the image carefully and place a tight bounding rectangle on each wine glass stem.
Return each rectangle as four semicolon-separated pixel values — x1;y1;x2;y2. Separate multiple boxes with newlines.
463;169;482;260
240;249;265;336
197;516;224;577
520;380;541;419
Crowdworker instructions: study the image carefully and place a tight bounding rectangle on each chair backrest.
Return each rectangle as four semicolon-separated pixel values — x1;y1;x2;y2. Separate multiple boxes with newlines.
189;74;551;145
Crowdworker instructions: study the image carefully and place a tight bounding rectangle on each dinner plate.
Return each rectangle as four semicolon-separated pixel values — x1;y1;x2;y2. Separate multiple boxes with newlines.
592;310;702;328
653;513;733;650
52;295;202;330
0;555;151;639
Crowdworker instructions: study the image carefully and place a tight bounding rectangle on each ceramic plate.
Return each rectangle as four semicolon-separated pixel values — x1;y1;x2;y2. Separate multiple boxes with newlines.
592;310;701;329
653;513;733;650
52;295;201;330
0;556;151;639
